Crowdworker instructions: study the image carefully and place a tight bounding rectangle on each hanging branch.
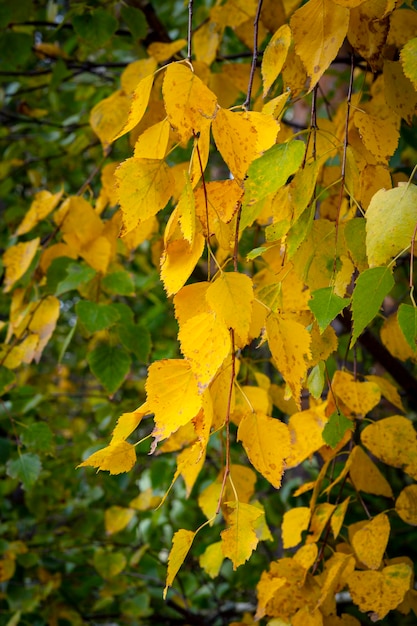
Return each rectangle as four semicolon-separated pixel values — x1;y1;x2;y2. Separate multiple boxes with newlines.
243;0;264;110
187;0;193;63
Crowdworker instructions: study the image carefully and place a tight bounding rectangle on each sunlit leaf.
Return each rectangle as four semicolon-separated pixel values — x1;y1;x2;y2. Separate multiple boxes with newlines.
112;73;154;142
206;272;253;347
282;507;311;549
3;238;39;293
78;440;136;475
221;501;262;569
15;189;63;236
164;529;196;598
262;24;291;96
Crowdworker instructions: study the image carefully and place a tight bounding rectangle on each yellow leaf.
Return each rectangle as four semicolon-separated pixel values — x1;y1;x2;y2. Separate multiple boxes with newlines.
105;506;135;535
29;296;60;362
116;157;173;235
193;21;221;65
112;74;154;142
212;108;279;182
199;541;224;578
291;0;349;91
121;57;157;94
176;171;196;244
349;445;393;498
133;118;171;160
331;370;381;416
317;553;356;615
384;59;417;125
351;513;390;569
146;359;203;444
294;543;318;572
354;110;399;164
206;272;254;347
164;528;195;598
396;485;417;526
89;90;131;149
366;374;405;412
0;558;16;583
330;497;350;539
361;415;417;480
292;607;323;626
179;311;231;391
148;39;187;63
54;196;102;248
286;407;327;467
160;231;205;297
308;503;335;544
163;63;217;144
3;238;39;293
111;403;149;442
174;282;210;327
262;24;291;96
237;411;290;488
77;440;136;474
347;563;412;620
282;507;311;548
15;189;63;236
120;216;158;252
221;501;262;569
130;488;161;511
266;314;311;408
380;312;417;362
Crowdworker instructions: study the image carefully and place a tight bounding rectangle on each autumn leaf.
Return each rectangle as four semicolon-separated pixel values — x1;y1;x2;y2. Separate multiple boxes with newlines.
77;440;136;475
261;24;291;96
221;501;263;570
351;513;390;569
206;272;254;347
3;238;40;293
164;529;196;598
396;485;417;525
15;189;63;236
112;73;154;142
237;411;290;488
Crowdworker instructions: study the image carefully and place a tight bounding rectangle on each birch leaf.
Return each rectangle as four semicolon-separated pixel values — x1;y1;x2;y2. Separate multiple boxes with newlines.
262;24;291;96
351;267;394;346
221;501;262;569
112;73;154;142
164;529;196;598
77;440;136;475
15;190;63;236
3;238;40;293
206;272;253;347
396;485;417;525
351;513;390;569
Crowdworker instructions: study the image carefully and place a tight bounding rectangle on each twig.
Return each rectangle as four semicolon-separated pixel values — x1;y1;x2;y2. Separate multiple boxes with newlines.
187;0;193;63
242;0;263;110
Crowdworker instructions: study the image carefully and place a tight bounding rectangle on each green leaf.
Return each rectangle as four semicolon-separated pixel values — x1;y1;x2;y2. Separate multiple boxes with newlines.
46;258;96;295
73;8;118;47
307;362;325;399
351;267;394;347
6;453;42;490
401;37;417;90
102;270;135;296
309;287;350;333
398;304;417;352
21;423;54;455
365;184;417;267
0;366;16;395
87;343;131;394
241;140;306;229
322;412;353;449
93;549;127;580
344;218;367;272
117;322;151;363
120;6;147;40
76;301;121;333
0;32;32;70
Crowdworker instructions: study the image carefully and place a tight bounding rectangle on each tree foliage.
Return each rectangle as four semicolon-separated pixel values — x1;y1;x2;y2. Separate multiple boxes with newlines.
1;0;417;624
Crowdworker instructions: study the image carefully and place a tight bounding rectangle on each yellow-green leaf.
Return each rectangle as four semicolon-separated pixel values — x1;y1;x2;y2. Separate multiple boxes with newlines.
105;506;135;535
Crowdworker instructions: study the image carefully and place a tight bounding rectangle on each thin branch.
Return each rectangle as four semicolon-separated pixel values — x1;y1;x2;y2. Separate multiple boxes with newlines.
187;0;193;63
242;0;263;110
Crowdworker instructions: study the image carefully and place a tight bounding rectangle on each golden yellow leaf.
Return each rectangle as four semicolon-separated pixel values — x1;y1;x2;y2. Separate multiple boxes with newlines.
292;607;323;626
160;231;205;297
354;110;399;164
262;24;291;96
148;39;187;63
116;157;173;235
366;374;405;412
175;442;206;496
347;1;392;71
1;335;39;369
396;485;417;526
111;403;149;442
174;282;210;326
29;296;60;362
237;411;290;488
81;236;112;274
308;503;335;544
164;528;195;598
163;63;217;144
282;507;311;549
347;563;412;620
89;90;131;149
358;163;392;211
384;59;417;125
178;311;231;391
206;272;254;347
199;541;224;579
3;238;40;293
317;553;356;615
323;615;360;626
133;118;171;160
176;171;196;244
112;74;154;142
15;189;63;236
380;312;417;363
193;21;221;65
130;488;161;511
349;445;393;498
105;506;135;535
291;0;349;91
330;497;350;539
212;108;279;182
77;440;136;475
233;385;271;426
286;407;327;468
266;314;311;408
331;370;381;416
351;513;390;569
361;415;417;480
146;359;203;444
221;501;263;569
120;57;157;94
294;543;318;572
